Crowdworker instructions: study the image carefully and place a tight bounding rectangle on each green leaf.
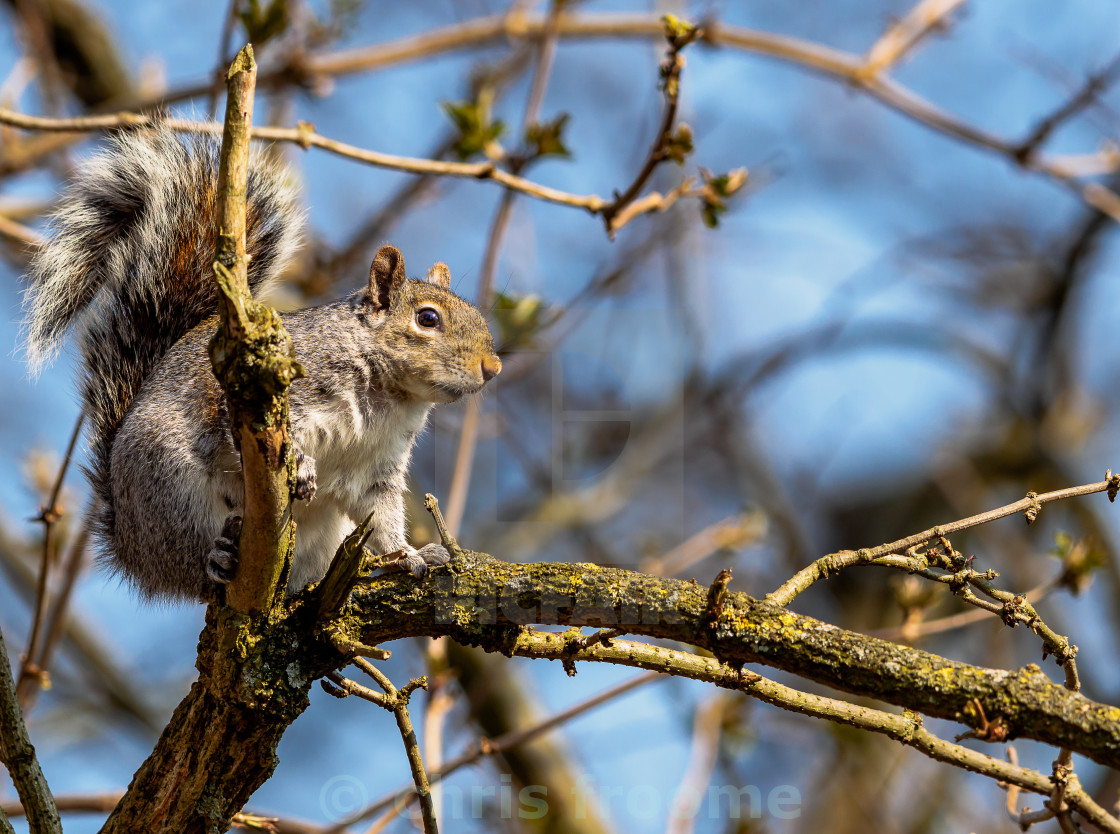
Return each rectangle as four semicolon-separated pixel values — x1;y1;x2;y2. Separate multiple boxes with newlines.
525;114;572;160
661;14;699;46
664;123;694;164
1049;532;1104;594
492;292;546;350
442;94;506;160
239;0;289;45
699;167;748;228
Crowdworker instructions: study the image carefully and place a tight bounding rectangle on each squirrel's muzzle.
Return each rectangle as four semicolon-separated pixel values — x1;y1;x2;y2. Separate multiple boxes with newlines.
482;355;502;382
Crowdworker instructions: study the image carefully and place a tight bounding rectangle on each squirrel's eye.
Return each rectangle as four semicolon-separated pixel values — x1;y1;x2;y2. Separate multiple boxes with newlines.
416;308;441;329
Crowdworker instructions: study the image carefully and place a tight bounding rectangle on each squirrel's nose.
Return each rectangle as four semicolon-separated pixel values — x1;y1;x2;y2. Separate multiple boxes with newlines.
481;355;502;382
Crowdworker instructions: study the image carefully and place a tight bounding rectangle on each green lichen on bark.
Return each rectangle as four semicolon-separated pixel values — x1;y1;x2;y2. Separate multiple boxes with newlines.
98;550;1120;832
208;262;304;430
347;551;1120;769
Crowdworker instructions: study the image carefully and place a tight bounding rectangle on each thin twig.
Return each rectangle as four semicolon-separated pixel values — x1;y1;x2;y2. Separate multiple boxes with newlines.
420;668;453;829
1014;50;1120;162
0;213;45;249
599;20;698;237
667;694;727;834
870;572;1060;641
327;665;438;834
17;410;84;707
859;0;965;78
767;474;1120;607
643;512;765;577
33;519;91;697
328;672;659;832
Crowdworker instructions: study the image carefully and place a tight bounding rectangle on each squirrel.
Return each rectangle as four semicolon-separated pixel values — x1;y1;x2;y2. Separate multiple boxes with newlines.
22;127;502;602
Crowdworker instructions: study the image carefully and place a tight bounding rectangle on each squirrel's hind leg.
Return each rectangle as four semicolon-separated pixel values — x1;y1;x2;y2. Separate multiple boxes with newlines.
207;448;315;586
206;514;242;584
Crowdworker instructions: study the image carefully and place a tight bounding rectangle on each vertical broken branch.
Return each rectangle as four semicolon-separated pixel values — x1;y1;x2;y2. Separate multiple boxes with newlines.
208;44;303;616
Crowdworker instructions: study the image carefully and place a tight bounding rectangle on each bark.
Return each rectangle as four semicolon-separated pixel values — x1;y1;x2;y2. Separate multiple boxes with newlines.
97;550;1120;831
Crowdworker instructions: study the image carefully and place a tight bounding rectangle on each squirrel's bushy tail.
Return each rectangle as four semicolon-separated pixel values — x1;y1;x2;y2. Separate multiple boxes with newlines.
23;127;302;503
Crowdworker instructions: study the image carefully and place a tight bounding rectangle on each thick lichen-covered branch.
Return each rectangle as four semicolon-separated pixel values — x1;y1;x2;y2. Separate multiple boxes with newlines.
347;551;1120;770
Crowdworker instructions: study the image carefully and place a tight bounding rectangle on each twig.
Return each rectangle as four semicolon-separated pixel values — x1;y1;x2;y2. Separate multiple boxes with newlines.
643;512;765;577
1014;51;1120;162
422;494;461;558
472;631;1120;833
0;625;61;833
870;572;1060;641
667;694;727;834
442;398;480;538
0;213;45;249
859;0;965;78
327;632;390;662
17;410;84;707
327;663;438;834
599;19;699;237
767;473;1120;607
0;107;617;213
420;668;453;830
328;672;659;831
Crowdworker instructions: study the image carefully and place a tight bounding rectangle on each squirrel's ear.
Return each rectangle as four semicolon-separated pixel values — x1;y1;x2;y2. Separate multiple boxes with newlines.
369;245;407;311
426;263;451;289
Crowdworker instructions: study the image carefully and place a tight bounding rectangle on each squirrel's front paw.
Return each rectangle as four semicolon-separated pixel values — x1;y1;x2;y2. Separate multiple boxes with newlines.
390;543;451;578
206;514;242;584
295;450;317;502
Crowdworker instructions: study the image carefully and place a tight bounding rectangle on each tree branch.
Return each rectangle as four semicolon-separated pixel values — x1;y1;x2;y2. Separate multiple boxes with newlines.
208;45;302;616
331;672;658;830
17;409;83;707
324;663;437;834
859;0;965;78
767;475;1120;607
0;625;60;834
346;551;1120;771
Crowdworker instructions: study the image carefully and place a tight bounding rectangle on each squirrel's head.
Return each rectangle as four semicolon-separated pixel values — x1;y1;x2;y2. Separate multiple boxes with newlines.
364;244;501;403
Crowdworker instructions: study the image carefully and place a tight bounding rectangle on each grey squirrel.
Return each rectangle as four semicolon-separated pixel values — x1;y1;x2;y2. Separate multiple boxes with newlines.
22;127;501;601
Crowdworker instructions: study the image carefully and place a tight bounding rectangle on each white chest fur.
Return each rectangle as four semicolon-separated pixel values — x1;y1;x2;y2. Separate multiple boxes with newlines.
295;394;432;508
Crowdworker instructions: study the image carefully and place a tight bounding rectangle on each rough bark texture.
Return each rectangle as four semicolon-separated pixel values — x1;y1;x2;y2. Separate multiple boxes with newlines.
349;552;1120;769
99;550;1120;831
99;605;318;834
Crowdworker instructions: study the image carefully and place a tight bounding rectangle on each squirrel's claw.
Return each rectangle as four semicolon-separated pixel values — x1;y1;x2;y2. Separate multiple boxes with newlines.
295;450;317;502
389;543;451;578
206;514;242;584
